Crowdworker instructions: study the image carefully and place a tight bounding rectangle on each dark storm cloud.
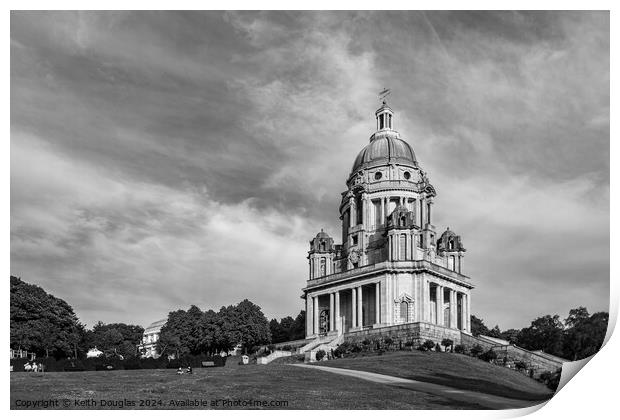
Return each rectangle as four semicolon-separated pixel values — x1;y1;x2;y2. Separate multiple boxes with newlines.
11;11;608;329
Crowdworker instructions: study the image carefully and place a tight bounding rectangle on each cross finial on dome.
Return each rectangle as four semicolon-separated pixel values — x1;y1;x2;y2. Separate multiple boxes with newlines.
379;87;391;103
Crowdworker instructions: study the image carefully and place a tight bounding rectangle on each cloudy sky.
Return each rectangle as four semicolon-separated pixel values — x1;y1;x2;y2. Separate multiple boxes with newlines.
11;11;609;330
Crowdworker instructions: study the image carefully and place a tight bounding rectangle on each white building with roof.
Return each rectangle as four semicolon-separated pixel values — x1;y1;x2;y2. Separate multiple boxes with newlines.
138;319;167;358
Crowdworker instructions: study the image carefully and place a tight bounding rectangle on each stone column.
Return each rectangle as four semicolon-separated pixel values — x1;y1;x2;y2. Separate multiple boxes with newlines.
335;291;341;333
436;286;444;326
384;197;389;223
380;198;385;226
329;293;335;332
357;286;363;328
375;283;381;325
449;290;457;329
459;293;466;330
362;193;368;228
306;295;313;337
313;295;319;335
419;197;425;229
349;198;355;228
351;288;357;329
466;294;471;332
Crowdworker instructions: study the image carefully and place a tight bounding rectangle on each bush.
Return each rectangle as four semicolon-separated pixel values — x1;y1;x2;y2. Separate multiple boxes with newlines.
281;345;292;351
441;338;454;352
538;369;562;391
434;343;442;352
515;360;528;371
315;350;326;361
267;344;276;352
479;349;497;362
384;337;394;347
423;340;435;351
454;344;465;354
333;347;342;358
470;344;484;357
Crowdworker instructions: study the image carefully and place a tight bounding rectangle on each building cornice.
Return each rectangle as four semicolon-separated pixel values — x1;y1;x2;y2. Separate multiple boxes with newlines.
303;260;473;294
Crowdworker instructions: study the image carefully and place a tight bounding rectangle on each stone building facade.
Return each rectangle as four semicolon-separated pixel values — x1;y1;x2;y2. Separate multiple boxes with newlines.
138;318;166;358
303;101;473;343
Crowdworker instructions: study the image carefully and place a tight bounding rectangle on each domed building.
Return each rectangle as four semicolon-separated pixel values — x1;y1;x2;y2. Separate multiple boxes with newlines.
303;100;473;346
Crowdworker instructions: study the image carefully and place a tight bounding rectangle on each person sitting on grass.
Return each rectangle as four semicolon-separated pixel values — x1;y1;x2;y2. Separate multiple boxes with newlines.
23;362;32;372
186;366;192;374
176;367;183;375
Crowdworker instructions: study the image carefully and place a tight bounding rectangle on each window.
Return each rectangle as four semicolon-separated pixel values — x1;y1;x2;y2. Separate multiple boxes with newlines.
400;301;408;322
374;172;382;180
352;235;358;246
399;234;407;260
449;255;455;271
403;171;411;180
448;239;454;250
320;258;326;276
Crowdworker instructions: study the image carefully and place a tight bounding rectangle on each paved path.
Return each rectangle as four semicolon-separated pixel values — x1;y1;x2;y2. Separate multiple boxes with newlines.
292;364;549;410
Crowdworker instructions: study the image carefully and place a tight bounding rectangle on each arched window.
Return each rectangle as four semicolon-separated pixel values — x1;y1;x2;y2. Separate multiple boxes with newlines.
400;301;408;322
399;234;407;260
449;255;455;271
320;241;326;252
448;239;454;250
320;258;326;276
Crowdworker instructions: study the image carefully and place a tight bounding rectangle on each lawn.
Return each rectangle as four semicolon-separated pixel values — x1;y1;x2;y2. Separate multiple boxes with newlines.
10;359;487;410
317;351;554;401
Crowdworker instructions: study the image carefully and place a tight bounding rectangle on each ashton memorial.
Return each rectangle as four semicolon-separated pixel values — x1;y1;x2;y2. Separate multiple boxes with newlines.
303;97;474;345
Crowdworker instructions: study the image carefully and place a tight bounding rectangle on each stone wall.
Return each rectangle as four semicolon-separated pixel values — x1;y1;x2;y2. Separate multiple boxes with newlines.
460;332;567;378
343;321;462;347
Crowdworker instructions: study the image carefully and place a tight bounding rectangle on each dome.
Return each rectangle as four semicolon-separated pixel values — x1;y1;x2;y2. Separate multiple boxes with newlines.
351;135;417;174
315;229;331;239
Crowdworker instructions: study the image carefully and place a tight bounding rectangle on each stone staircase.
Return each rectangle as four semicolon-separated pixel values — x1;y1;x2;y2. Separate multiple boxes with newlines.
303;334;344;362
256;350;292;365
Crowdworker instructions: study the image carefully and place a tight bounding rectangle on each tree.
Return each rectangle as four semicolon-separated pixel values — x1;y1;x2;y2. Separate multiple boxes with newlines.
10;276;84;358
470;315;490;336
290;310;306;340
500;329;520;344
269;319;287;344
488;325;502;338
225;299;271;353
516;314;564;357
562;308;608;360
83;321;144;359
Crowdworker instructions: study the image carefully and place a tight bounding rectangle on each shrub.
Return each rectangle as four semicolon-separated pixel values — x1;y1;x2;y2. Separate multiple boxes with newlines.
267;344;276;352
441;338;454;352
423;340;435;351
333;347;342;358
470;344;484;357
538;369;561;391
479;349;497;362
515;360;528;371
282;345;292;351
384;337;394;347
434;343;442;352
315;350;326;361
351;343;362;353
362;339;370;346
454;344;465;354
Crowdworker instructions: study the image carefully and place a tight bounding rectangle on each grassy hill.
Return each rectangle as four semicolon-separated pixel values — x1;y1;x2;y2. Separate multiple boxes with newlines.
317;350;554;401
